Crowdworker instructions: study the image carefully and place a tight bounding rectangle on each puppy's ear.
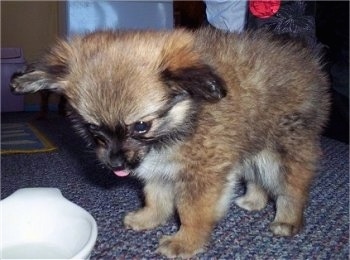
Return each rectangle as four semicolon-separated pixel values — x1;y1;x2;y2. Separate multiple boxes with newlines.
161;65;227;102
10;40;70;95
160;30;227;102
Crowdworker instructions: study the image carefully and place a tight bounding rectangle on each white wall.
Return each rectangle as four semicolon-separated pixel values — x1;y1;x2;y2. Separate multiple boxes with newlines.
62;1;173;36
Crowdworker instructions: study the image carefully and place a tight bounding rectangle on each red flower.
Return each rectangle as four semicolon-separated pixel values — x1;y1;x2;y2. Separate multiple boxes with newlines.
249;0;281;19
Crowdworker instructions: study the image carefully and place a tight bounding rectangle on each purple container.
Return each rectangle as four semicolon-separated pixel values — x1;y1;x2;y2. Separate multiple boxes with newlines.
1;48;26;112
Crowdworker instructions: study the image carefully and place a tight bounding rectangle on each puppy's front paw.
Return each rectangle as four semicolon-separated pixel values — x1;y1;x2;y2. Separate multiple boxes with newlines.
156;234;204;258
270;222;300;236
124;209;166;231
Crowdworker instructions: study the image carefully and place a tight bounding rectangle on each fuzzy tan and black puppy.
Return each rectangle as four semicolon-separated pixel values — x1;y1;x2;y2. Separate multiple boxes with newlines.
11;28;330;258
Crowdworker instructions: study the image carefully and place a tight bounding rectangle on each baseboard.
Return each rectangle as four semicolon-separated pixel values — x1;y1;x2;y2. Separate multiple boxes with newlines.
24;104;59;112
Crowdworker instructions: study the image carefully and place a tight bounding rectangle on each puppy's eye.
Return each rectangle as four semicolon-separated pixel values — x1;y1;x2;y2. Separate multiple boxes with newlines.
86;124;107;146
94;136;107;146
133;121;151;135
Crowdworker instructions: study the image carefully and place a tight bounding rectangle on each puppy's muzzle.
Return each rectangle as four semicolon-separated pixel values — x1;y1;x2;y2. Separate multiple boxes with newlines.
109;152;126;171
108;152;131;177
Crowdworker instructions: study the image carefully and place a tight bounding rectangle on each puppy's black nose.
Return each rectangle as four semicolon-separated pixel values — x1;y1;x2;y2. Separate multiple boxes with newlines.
109;153;126;171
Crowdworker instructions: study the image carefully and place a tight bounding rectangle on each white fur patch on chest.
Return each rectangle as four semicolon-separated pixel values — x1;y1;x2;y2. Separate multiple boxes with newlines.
135;146;183;182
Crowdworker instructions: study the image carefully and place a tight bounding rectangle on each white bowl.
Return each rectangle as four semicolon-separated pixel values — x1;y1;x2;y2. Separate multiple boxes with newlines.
0;188;98;259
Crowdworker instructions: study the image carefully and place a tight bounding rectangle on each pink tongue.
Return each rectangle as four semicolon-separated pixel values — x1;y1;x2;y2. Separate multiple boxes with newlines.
114;170;129;177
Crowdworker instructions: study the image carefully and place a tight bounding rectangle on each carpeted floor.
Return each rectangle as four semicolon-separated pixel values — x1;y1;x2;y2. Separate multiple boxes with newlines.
1;112;349;259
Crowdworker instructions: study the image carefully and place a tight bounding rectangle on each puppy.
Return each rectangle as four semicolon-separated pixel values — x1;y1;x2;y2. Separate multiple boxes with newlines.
10;28;330;258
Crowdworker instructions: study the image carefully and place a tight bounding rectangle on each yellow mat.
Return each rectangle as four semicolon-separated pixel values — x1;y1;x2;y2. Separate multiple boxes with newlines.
1;122;57;155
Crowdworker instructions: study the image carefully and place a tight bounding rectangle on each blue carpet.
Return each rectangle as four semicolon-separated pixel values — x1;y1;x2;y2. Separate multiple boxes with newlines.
1;112;349;259
1;122;56;154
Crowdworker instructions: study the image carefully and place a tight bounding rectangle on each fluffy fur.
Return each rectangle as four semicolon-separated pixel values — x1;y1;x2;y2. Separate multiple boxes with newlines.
10;28;330;258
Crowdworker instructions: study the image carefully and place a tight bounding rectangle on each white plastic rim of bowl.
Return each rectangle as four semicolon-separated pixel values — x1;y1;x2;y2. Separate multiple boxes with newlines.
0;188;98;259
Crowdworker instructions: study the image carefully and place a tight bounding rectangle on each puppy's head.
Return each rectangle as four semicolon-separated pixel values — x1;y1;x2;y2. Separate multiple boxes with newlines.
11;30;226;176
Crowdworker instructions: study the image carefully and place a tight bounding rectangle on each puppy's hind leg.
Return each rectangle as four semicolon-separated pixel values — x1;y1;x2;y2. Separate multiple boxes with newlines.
235;181;269;211
270;155;316;236
124;181;174;231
